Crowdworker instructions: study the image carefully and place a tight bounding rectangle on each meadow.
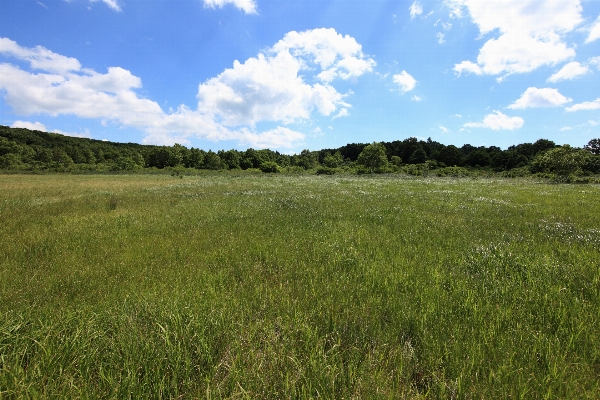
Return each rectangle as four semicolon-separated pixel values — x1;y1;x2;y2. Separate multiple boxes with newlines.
1;173;599;398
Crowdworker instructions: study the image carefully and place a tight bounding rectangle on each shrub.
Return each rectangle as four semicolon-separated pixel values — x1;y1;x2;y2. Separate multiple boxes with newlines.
260;161;280;173
315;167;336;175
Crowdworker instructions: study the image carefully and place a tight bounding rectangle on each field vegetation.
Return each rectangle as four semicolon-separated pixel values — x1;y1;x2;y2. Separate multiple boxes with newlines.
1;173;599;398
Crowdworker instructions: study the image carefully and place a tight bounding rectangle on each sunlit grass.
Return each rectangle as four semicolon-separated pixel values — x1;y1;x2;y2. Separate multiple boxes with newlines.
1;173;599;398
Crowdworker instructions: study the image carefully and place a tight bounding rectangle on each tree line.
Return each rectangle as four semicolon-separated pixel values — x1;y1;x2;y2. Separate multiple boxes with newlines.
1;125;599;180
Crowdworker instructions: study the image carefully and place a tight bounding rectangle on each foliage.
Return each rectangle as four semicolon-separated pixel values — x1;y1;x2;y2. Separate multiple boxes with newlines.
530;145;600;180
315;166;336;175
584;138;600;155
323;151;344;168
259;161;280;173
357;142;389;173
1;126;599;181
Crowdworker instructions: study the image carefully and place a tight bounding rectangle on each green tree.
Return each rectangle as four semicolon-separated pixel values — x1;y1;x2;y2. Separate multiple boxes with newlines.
219;149;242;169
0;153;24;169
203;151;222;170
390;155;402;166
584;138;600;155
408;146;427;164
438;145;463;167
465;149;491;167
185;148;205;169
323;151;344;168
530;145;599;179
295;149;318;170
357;142;389;173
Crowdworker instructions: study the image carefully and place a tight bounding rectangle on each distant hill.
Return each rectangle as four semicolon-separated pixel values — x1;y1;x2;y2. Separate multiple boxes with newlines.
1;125;598;178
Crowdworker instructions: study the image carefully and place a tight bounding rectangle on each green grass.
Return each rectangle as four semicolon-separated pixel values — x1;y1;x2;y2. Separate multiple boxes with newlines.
1;173;599;398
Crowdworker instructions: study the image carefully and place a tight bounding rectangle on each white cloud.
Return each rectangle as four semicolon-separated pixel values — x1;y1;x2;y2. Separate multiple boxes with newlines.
68;0;122;12
589;56;600;69
445;0;465;18
411;95;422;102
203;0;257;14
439;125;449;133
565;98;600;112
37;1;48;9
454;60;482;76
0;31;373;149
548;62;590;82
0;37;81;74
96;0;121;12
508;87;572;109
464;111;524;130
442;22;452;31
586;15;600;43
332;108;349;119
10;120;91;138
409;1;423;19
392;71;417;92
11;120;48;131
198;28;373;127
451;0;582;77
437;33;445;44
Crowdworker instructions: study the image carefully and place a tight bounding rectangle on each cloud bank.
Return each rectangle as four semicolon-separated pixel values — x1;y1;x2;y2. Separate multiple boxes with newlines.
0;30;375;148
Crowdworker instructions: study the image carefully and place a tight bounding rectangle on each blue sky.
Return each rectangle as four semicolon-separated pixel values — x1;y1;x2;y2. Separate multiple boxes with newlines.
1;0;599;152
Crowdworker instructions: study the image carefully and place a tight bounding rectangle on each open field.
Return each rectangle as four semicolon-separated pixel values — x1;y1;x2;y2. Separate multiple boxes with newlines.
1;173;599;398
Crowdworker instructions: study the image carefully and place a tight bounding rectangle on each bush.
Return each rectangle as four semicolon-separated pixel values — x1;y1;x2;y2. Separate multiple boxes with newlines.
260;161;280;173
433;166;472;177
315;167;336;175
531;145;599;179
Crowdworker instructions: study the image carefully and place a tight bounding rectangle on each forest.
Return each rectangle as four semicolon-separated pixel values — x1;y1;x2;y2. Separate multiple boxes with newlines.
1;125;599;181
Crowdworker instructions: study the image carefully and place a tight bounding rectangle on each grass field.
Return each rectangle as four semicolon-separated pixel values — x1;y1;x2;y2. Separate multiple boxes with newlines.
1;173;599;398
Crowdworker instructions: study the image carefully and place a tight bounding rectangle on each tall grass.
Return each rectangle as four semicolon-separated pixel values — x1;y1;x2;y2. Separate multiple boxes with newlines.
1;173;599;398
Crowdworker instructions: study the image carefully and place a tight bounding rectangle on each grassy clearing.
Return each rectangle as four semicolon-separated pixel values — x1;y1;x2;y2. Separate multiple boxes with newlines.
1;173;599;398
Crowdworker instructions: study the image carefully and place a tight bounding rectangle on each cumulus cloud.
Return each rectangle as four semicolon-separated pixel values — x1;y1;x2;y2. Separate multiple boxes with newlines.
437;33;445;44
450;0;582;77
392;71;417;92
548;61;590;82
586;15;600;43
10;120;48;131
409;1;423;19
464;111;524;130
508;87;572;109
0;31;373;148
411;95;422;101
203;0;257;14
565;98;600;112
0;37;81;74
10;120;92;138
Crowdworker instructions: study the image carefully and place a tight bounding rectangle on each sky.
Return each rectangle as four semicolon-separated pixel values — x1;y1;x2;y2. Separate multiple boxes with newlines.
0;0;599;152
